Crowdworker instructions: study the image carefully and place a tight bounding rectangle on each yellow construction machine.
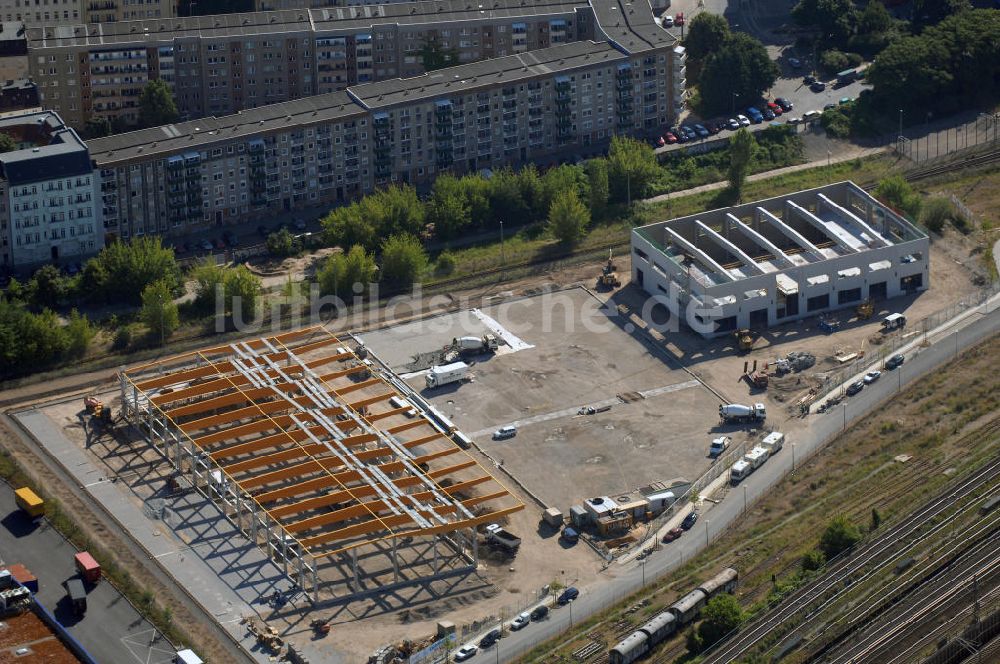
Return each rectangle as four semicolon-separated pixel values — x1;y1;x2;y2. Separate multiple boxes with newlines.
856;299;874;320
734;328;755;352
596;250;622;290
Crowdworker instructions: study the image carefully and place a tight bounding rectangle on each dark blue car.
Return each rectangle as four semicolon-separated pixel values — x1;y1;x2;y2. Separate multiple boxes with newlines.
557;587;579;605
693;123;709;138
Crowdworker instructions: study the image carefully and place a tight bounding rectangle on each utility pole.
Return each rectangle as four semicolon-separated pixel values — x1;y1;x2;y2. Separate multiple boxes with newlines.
898;109;903;139
499;219;505;271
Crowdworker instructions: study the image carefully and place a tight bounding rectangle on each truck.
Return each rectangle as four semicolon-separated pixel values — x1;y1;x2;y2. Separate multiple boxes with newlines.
719;403;767;424
485;524;521;552
708;436;731;458
425;362;470;389
761;432;784;454
66;578;87;615
74;552;101;584
835;68;858;85
14;487;44;518
881;313;906;331
454;334;499;354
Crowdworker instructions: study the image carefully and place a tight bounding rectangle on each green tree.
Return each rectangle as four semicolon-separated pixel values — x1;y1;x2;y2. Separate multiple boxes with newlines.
802;549;826;571
540;164;587;214
322;203;377;250
83;118;112;139
64;309;95;358
224;264;262;320
427;174;472;239
190;258;227;312
792;0;857;45
29;264;68;309
584;159;610;214
699;33;779;116
435;250;457;276
0;132;17;153
317;245;377;298
137;79;179;128
370;185;425;238
920;197;955;234
418;37;459;71
820;515;862;559
82;236;179;305
873;175;922;220
607;136;661;205
727;128;756;197
697;594;746;649
140;279;179;344
547;190;590;245
266;228;298;257
857;0;893;35
487;168;534;227
380;233;427;290
683;13;731;80
4;277;25;303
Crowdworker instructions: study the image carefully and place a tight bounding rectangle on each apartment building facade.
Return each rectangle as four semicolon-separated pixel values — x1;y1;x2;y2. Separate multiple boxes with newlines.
0;0;174;28
25;0;676;129
0;111;101;267
85;23;681;244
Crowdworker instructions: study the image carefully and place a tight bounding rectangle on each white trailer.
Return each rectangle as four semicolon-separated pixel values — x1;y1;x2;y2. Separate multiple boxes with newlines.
746;446;770;469
730;459;752;484
719;403;767;423
761;432;784;454
425;362;470;389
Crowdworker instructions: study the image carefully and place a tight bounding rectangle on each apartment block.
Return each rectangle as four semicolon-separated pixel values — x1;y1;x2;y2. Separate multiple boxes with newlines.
0;111;102;268
630;182;929;337
86;13;679;243
25;0;677;129
0;0;174;28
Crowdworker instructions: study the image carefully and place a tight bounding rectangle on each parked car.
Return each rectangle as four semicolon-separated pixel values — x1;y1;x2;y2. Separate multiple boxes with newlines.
746;107;763;123
762;107;775;120
839;96;853;105
693;123;709;138
557;587;579;605
664;130;678;144
681;511;699;530
674;128;690;143
661;14;674;27
767;101;783;115
681;125;698;140
706;121;722;135
810;81;827;92
530;605;550;620
492;425;517;440
846;380;865;396
294;218;307;231
824;103;837;110
727;118;741;130
656;136;666;147
454;645;478;661
200;239;214;251
511;613;531;631
788;57;802;68
864;370;881;384
737;114;751;127
479;629;501;648
804;75;817;85
803;110;822;121
775;97;793;112
709;436;731;458
786;116;803;124
662;527;684;542
886;354;906;370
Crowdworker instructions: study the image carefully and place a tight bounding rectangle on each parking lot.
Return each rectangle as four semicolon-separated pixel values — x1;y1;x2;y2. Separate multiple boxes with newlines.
362;288;723;509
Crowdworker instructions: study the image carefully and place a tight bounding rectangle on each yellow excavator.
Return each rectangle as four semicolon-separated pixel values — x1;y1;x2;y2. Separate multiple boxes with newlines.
596;250;622;290
856;299;874;320
734;328;754;352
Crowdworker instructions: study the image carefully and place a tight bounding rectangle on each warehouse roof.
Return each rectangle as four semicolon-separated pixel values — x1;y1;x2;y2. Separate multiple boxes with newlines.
27;0;582;48
88;91;363;165
120;327;522;558
349;40;623;109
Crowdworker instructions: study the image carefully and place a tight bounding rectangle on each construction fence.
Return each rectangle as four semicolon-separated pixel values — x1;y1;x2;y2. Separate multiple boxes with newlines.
894;112;1000;164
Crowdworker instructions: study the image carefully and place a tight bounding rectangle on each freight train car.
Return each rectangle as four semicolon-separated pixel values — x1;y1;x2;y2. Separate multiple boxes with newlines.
609;568;738;664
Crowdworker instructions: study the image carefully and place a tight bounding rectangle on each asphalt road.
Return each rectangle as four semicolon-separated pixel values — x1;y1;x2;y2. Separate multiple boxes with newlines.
488;294;1000;663
0;482;176;664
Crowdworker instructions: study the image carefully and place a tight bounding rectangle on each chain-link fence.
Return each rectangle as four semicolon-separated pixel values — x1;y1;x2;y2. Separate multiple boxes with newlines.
894;113;1000;163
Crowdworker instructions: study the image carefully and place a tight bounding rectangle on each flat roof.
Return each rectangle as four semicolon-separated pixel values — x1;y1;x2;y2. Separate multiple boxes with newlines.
349;40;622;109
27;0;583;48
589;0;675;54
633;181;927;290
88;91;363;165
0;606;82;663
121;327;522;558
0;111;91;185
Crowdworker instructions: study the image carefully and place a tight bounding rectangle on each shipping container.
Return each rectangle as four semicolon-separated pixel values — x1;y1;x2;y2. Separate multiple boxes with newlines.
74;552;101;584
14;487;44;518
66;578;87;615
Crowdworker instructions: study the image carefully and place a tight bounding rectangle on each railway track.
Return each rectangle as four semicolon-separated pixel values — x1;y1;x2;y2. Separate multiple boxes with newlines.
803;514;1000;661
700;454;1000;664
819;539;1000;664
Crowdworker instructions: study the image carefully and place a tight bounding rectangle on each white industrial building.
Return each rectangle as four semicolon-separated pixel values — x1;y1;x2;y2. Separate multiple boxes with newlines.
630;181;930;337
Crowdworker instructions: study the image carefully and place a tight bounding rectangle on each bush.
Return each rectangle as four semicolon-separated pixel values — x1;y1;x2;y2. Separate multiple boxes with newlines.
820;49;850;74
266;228;298;257
873;176;921;220
802;549;826;571
113;325;133;351
435;250;457;276
820;515;862;559
821;107;852;138
379;233;428;290
920;197;955;234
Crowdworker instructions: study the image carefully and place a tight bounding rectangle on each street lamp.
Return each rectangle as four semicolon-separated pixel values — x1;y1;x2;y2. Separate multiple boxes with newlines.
641;557;647;587
704;519;710;547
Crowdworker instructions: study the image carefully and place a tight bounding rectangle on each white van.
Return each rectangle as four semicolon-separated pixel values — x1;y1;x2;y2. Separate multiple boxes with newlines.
492;425;517;440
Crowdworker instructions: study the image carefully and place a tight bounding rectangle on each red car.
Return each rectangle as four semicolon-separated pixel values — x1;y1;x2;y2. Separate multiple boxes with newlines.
662;527;684;543
664;131;678;144
767;101;783;116
674;12;685;25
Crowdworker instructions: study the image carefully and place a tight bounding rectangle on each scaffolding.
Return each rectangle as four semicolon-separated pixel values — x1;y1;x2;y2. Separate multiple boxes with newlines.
119;326;522;602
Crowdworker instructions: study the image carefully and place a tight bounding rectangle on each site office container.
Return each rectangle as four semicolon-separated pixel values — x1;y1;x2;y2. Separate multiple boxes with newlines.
74;552;101;584
14;487;44;518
